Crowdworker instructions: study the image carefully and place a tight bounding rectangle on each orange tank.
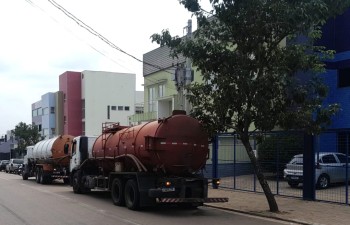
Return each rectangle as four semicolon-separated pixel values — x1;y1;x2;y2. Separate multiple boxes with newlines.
92;112;209;175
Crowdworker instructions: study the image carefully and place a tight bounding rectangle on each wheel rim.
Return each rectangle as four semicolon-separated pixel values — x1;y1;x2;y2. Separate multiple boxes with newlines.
319;176;328;188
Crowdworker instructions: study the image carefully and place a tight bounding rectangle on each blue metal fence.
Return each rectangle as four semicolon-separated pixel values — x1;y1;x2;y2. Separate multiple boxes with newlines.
205;130;350;205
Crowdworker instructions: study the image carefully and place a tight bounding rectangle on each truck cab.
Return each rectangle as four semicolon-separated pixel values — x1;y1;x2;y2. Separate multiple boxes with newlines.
69;136;97;173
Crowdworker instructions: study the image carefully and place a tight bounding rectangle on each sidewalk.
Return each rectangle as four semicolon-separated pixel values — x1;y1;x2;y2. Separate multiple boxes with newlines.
206;188;350;225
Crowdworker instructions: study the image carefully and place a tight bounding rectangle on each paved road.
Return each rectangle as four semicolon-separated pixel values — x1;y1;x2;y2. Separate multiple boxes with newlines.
0;172;295;225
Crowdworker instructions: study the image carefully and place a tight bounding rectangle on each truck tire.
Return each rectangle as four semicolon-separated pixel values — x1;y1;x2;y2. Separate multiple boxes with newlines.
111;178;125;206
124;179;140;210
72;171;83;194
63;178;70;185
39;169;46;184
22;172;29;180
72;171;90;194
36;168;41;183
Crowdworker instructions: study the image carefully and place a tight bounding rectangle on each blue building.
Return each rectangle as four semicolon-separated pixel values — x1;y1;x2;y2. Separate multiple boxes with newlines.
316;9;350;153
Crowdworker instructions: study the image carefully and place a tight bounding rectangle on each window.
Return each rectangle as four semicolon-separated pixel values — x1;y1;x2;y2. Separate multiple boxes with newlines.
124;106;130;111
50;107;55;114
321;154;337;164
149;87;156;112
107;105;110;119
338;68;350;88
111;106;117;110
159;84;165;97
37;108;42;116
336;154;349;163
118;106;123;111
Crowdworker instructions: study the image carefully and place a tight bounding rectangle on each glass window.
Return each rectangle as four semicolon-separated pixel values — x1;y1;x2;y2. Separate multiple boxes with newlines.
336;154;349;163
321;154;337;164
159;84;165;97
118;106;123;111
50;107;55;114
111;106;116;110
124;106;130;111
149;87;156;111
37;108;42;116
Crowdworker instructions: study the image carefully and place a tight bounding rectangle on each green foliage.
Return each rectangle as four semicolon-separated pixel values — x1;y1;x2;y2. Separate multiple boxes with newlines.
151;0;349;138
12;122;42;151
151;0;350;211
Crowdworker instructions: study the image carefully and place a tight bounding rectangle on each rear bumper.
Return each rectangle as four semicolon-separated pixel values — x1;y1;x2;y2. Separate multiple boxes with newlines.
158;197;229;203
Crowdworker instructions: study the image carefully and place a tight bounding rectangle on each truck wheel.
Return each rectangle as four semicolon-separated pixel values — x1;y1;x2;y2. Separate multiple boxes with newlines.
36;168;41;183
73;171;83;194
22;172;29;180
63;178;70;185
124;179;140;210
111;178;125;206
39;169;46;184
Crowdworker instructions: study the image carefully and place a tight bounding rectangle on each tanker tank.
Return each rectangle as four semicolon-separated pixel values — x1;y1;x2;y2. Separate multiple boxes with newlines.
22;134;73;184
92;111;209;175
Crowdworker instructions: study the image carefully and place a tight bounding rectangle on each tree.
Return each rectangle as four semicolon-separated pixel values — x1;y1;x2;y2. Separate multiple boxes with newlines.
152;0;350;212
12;122;42;156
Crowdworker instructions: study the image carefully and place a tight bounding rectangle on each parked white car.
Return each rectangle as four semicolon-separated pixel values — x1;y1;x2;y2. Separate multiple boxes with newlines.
284;152;350;189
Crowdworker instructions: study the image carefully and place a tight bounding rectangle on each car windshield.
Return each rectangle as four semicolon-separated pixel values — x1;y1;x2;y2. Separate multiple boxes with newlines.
289;156;303;165
13;159;23;164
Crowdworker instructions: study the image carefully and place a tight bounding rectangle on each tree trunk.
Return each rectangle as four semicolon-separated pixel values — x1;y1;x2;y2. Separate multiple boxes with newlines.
241;136;279;212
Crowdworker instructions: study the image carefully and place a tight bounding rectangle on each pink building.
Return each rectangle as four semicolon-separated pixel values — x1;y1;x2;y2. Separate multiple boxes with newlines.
59;71;82;136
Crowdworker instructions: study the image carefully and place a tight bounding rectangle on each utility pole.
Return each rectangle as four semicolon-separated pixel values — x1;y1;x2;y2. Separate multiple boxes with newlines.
184;19;192;115
173;19;193;114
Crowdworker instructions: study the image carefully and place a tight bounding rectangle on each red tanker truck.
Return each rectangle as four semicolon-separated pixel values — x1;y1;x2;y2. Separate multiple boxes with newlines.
22;135;73;184
69;111;227;210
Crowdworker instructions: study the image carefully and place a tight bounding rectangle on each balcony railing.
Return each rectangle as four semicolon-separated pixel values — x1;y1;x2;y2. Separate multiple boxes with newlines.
128;111;157;124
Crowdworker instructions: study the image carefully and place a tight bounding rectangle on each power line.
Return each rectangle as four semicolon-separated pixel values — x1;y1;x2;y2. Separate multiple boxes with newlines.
23;0;133;72
46;0;172;75
27;0;182;92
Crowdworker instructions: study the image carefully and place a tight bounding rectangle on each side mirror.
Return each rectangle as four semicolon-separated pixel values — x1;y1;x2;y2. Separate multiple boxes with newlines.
64;144;69;155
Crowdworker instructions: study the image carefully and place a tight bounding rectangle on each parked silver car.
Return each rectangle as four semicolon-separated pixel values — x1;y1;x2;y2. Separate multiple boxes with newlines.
0;160;9;171
283;152;350;189
5;159;24;173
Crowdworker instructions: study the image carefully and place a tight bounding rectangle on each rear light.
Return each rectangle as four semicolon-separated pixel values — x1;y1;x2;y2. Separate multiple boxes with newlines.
211;178;221;189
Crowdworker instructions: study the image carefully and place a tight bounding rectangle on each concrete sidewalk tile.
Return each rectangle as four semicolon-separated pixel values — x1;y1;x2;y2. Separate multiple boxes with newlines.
206;188;350;225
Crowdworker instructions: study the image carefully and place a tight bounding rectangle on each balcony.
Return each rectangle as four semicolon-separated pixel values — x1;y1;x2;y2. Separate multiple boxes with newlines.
128;111;157;124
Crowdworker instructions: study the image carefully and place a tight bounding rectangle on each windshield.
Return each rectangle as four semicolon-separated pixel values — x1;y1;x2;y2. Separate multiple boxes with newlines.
13;159;23;164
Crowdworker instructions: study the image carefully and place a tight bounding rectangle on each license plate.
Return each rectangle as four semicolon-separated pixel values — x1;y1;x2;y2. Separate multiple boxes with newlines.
291;176;299;180
161;187;175;192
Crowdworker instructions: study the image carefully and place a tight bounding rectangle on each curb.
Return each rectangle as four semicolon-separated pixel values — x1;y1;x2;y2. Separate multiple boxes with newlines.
203;204;313;225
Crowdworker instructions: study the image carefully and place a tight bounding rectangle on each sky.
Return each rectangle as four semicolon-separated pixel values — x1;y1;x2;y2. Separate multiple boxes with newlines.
0;0;211;136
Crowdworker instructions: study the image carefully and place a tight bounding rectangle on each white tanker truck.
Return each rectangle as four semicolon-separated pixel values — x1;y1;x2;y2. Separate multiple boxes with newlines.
22;135;73;184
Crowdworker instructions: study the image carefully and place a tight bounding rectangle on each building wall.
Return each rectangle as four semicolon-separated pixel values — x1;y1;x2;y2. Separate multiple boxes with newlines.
143;46;186;117
59;71;82;136
81;70;136;136
317;8;350;130
31;92;57;139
